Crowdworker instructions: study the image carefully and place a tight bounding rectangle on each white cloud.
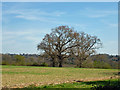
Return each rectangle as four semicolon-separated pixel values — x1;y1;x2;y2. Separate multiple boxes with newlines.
2;29;51;45
88;15;106;18
2;29;47;54
4;8;66;16
2;28;51;54
100;19;118;28
97;40;118;55
109;23;118;27
3;29;51;35
3;9;66;22
83;8;117;18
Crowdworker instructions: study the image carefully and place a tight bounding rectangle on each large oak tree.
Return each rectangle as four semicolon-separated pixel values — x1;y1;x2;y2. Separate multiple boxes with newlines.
38;26;80;67
37;26;102;67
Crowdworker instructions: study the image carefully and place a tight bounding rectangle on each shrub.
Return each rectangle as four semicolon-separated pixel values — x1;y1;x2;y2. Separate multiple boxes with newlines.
40;62;48;67
2;61;9;65
93;61;112;69
30;62;40;66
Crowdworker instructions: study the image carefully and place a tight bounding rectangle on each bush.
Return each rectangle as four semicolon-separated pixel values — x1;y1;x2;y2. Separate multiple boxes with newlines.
40;62;48;67
93;61;112;69
82;59;94;68
2;61;9;65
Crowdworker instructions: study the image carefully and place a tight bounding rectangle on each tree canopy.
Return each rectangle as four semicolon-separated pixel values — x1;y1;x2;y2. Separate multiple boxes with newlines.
37;26;102;67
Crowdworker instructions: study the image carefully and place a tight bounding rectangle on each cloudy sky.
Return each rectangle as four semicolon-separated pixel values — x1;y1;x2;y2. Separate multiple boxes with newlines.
2;2;118;55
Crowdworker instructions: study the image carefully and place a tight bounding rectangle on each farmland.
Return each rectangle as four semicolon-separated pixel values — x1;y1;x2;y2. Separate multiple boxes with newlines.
2;65;119;88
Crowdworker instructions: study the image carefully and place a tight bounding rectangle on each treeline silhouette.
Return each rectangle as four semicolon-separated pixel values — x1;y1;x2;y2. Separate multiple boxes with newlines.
1;53;119;69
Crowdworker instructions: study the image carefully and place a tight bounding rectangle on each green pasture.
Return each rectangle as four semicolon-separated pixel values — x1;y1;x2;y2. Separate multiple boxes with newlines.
2;65;119;88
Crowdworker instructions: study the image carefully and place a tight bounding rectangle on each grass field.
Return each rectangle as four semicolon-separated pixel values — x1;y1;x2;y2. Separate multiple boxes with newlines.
25;78;119;89
2;65;119;88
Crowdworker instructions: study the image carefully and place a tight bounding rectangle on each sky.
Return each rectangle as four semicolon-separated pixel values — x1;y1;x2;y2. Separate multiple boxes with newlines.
2;0;120;2
2;2;118;55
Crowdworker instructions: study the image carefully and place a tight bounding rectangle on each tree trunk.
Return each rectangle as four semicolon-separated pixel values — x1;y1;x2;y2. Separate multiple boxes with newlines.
59;62;62;67
58;56;63;67
51;57;55;67
79;57;86;68
79;58;82;68
58;57;63;67
79;64;82;68
52;61;55;67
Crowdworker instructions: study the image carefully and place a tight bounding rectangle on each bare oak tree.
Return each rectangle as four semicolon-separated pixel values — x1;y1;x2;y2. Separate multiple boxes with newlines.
37;26;80;67
71;32;102;68
37;26;102;67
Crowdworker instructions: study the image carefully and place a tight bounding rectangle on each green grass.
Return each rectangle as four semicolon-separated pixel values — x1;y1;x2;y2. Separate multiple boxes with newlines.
25;78;119;88
2;65;119;88
2;71;51;75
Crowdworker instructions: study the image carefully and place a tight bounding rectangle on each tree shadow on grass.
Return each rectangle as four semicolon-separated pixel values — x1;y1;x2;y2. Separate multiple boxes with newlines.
81;79;120;90
82;80;119;86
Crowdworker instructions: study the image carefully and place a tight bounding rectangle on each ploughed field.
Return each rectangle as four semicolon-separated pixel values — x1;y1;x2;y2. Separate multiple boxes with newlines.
2;65;119;88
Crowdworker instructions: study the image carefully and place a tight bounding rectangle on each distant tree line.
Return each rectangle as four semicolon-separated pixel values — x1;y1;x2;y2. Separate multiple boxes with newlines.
1;53;119;69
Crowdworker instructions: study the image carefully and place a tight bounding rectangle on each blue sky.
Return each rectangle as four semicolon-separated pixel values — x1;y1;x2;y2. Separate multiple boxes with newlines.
2;2;118;55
